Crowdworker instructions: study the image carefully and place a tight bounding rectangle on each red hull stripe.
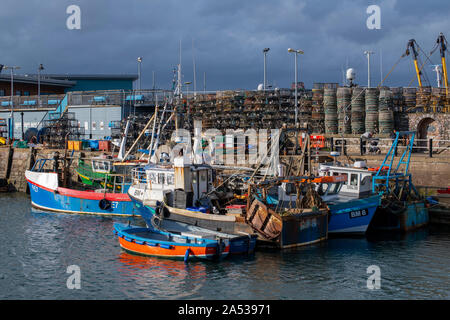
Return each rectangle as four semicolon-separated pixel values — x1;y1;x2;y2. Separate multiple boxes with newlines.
27;179;131;202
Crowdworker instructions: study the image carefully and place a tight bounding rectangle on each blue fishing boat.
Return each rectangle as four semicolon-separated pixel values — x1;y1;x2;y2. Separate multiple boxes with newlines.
149;217;257;255
113;223;230;261
369;131;429;232
25;157;139;216
316;165;381;234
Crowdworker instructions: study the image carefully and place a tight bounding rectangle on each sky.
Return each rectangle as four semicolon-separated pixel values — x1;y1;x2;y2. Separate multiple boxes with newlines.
1;0;450;91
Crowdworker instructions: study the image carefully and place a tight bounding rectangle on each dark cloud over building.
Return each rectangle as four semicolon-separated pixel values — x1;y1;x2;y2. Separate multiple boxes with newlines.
1;0;449;90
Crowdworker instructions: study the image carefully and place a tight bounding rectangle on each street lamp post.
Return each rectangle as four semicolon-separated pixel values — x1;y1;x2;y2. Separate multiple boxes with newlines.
137;57;143;92
184;82;192;127
38;64;44;107
364;51;374;88
288;48;304;127
263;48;270;91
3;65;21;140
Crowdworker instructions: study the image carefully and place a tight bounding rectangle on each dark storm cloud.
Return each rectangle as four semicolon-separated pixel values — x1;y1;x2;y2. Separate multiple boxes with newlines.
1;0;449;90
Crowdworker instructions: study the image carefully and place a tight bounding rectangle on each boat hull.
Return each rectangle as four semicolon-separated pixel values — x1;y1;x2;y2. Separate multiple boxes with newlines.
327;194;381;235
129;194;257;254
245;198;328;249
114;223;229;260
370;201;429;232
27;178;137;216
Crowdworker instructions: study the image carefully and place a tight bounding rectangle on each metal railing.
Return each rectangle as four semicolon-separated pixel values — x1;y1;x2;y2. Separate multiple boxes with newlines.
0;89;174;111
330;136;450;158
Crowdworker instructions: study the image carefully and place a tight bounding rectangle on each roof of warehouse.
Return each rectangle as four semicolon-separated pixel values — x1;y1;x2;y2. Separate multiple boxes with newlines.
45;74;139;81
0;74;76;87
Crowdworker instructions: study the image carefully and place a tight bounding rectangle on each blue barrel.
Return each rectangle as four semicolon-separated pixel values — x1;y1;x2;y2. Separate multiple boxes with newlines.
89;140;99;150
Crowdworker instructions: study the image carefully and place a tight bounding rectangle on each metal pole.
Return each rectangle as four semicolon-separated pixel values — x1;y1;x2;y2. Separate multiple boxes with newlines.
152;71;155;90
138;62;141;92
38;68;40;106
364;51;374;88
264;52;266;91
294;52;298;126
10;69;14;140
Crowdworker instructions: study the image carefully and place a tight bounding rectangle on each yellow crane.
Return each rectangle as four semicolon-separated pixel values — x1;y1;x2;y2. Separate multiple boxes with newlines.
405;39;423;87
437;33;449;96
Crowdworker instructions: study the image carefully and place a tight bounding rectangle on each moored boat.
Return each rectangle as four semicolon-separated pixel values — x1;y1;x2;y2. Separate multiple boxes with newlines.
245;177;329;249
113;223;230;261
25;157;139;216
128;155;254;234
150;217;257;254
317;165;381;234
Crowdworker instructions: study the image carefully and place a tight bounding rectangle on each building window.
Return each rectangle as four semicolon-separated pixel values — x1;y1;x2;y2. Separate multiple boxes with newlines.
100;121;104;130
23;91;30;96
15;90;21;96
0;90;5;96
84;122;88;130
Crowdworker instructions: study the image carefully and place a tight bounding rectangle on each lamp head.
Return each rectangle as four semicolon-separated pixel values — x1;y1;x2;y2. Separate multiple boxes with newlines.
263;48;270;53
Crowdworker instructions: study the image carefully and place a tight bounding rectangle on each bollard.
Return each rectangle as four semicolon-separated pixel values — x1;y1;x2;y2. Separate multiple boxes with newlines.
429;138;433;158
343;139;347;156
360;138;364;155
330;137;334;151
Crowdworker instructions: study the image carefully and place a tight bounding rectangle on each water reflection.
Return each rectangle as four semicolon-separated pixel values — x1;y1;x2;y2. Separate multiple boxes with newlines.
0;194;448;299
117;252;207;299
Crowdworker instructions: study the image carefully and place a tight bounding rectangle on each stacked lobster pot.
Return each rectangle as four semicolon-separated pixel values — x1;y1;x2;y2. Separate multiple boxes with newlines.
311;83;325;133
365;88;379;134
430;87;446;111
391;87;404;111
351;87;365;134
416;86;432;112
337;87;352;134
378;88;394;134
324;87;338;134
402;87;417;112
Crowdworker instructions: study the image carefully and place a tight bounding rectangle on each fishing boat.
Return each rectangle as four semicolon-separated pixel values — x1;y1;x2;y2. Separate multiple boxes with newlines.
128;155;255;234
316;164;381;234
244;176;329;249
25;156;139;216
113;223;230;261
75;154;144;191
149;216;257;254
369;131;429;232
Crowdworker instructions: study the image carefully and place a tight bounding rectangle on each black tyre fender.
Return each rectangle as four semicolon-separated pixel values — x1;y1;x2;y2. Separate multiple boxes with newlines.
99;199;112;210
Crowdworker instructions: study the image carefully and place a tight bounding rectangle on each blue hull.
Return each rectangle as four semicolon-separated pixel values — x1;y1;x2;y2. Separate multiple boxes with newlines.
27;182;138;216
370;201;429;232
327;194;381;234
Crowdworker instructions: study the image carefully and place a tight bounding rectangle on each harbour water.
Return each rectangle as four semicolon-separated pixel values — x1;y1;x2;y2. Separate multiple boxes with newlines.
0;193;449;300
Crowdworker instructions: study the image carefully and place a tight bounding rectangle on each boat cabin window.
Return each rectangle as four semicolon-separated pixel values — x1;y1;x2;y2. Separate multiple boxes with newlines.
327;183;341;195
361;175;371;187
350;173;359;186
166;173;174;185
158;173;165;184
93;161;111;172
285;183;297;195
148;172;157;184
